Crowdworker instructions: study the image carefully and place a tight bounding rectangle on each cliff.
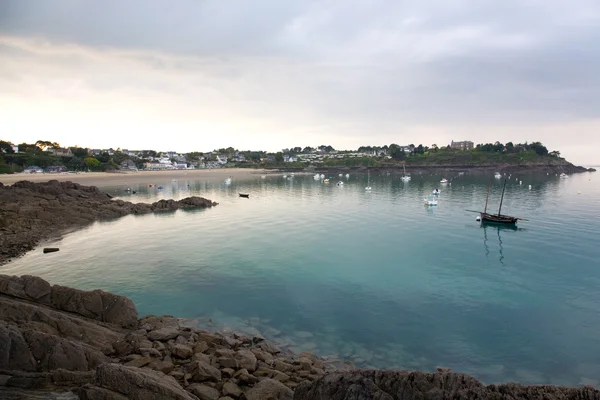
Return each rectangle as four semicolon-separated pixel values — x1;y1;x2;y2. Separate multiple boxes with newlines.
1;275;599;400
0;180;218;265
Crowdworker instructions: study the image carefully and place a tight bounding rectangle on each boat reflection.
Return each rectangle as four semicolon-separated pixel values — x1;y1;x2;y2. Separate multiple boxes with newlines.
481;223;521;265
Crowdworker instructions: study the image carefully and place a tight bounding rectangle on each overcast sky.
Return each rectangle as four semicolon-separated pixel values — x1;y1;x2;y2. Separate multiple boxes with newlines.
1;0;599;164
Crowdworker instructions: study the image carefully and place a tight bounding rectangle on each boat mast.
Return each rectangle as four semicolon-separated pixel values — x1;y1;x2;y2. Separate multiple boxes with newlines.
498;177;507;215
484;181;490;213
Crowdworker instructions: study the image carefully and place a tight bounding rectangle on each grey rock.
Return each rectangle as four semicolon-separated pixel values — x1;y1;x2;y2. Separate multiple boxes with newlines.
222;381;243;398
234;349;257;372
233;369;259;385
188;383;220;400
254;367;289;382
220;368;235;378
76;363;196;400
245;378;293;400
190;361;221;382
172;344;193;359
273;360;294;373
147;328;180;341
124;356;151;368
217;357;238;369
194;341;209;354
251;349;274;363
257;341;280;355
192;352;211;365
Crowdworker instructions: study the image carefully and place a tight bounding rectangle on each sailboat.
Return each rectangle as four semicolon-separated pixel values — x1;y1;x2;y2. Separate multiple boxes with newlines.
365;170;372;191
467;178;527;225
401;164;411;181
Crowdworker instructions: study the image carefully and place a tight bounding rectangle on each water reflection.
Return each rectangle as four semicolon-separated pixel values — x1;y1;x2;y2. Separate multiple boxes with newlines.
481;223;520;265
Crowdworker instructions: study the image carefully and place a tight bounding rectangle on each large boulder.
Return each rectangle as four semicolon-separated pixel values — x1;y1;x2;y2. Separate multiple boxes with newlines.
293;370;600;400
246;378;293;400
75;363;198;400
0;275;138;329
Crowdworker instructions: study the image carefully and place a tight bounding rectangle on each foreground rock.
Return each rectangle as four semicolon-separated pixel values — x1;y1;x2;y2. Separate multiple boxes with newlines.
295;370;600;399
2;274;600;399
0;180;218;265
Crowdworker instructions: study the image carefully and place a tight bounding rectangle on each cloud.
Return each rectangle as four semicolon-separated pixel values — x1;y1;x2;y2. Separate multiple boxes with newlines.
1;0;600;163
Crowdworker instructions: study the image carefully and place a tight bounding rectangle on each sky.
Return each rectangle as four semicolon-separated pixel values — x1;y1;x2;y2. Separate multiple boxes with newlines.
1;0;599;164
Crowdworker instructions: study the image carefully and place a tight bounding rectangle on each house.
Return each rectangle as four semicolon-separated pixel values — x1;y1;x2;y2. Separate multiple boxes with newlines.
23;165;44;173
90;149;102;156
11;144;18;153
216;155;228;165
45;165;67;173
143;162;174;170
49;148;73;157
285;155;298;163
119;159;138;171
172;162;188;170
451;140;474;150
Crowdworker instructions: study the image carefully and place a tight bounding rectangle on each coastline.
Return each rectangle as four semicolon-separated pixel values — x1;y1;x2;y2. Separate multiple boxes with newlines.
0;168;265;186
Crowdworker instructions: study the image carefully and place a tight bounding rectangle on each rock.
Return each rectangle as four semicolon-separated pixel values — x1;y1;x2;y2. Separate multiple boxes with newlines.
257;341;280;355
76;363;196;400
234;349;257;372
253;368;289;383
296;357;312;371
217;357;238;369
221;368;235;379
194;341;209;354
192;352;211;365
196;332;221;344
273;360;294;373
293;370;600;400
222;381;243;398
233;369;259;385
215;348;235;358
218;397;235;400
188;383;220;400
251;349;274;363
172;344;193;359
190;361;221;382
148;360;175;374
252;334;265;344
245;378;293;400
124;356;152;368
147;328;180;341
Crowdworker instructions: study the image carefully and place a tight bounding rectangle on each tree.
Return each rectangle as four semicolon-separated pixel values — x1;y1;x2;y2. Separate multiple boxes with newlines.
84;157;100;168
302;146;314;153
388;144;405;160
35;140;60;151
70;147;89;158
549;150;561;158
274;152;284;163
528;141;548;156
0;140;14;153
19;143;41;153
431;144;439;153
416;144;424;154
505;142;515;153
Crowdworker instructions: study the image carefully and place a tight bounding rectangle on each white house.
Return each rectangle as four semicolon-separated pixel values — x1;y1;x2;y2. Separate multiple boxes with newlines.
216;155;228;165
172;162;188;169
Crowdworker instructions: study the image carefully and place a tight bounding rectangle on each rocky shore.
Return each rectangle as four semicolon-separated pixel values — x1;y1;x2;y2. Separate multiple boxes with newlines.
0;180;218;265
2;275;600;400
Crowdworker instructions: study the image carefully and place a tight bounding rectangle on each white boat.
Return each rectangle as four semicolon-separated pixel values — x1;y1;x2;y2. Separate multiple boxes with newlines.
440;178;449;184
345;173;350;178
424;196;438;206
560;173;569;179
432;188;440;195
494;172;502;179
314;174;321;180
336;181;344;186
320;174;325;179
339;173;343;177
401;164;411;181
224;177;232;185
261;175;266;179
323;178;330;183
365;170;372;191
283;175;287;179
458;172;465;176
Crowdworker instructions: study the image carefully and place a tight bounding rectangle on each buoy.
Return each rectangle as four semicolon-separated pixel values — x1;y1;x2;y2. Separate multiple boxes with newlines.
43;248;60;254
476;216;481;221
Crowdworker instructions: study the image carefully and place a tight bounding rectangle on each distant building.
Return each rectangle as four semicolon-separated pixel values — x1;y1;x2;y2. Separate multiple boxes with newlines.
49;148;73;157
451;140;474;151
45;165;67;173
11;144;18;153
216;155;228;165
119;159;138;171
172;162;188;169
284;155;298;163
23;165;44;173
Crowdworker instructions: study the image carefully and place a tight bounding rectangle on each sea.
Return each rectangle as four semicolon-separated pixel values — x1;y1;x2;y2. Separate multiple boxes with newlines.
3;169;600;386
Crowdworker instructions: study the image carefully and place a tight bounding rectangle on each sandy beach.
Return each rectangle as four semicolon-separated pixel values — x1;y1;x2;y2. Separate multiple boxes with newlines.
0;168;266;186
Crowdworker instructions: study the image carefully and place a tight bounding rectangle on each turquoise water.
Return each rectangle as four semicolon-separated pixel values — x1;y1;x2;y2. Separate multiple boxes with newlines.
3;170;600;386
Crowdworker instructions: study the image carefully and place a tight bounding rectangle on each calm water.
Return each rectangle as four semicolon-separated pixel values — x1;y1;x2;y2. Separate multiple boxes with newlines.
3;170;600;386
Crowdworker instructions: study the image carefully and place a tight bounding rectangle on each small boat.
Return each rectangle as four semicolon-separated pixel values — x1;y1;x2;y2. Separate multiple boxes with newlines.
225;177;232;185
148;184;155;187
323;179;330;183
283;175;287;179
458;172;465;176
336;181;344;186
440;178;449;184
365;170;372;191
125;188;131;192
560;173;568;179
320;174;325;179
314;174;321;180
466;178;527;225
157;186;164;190
345;173;350;178
261;175;266;179
339;173;343;177
432;188;440;196
494;172;502;179
424;196;438;206
239;193;250;198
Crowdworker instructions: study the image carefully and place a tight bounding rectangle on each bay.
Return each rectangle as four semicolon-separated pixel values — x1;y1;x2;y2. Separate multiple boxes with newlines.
3;169;600;386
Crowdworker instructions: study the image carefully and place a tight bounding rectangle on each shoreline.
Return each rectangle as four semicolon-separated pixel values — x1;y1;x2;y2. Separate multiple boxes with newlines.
0;168;265;186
